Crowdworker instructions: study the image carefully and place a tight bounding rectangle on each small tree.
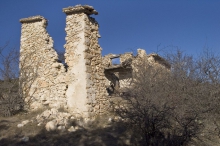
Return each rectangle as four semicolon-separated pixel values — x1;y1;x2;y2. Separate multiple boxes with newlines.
0;42;23;116
0;42;19;81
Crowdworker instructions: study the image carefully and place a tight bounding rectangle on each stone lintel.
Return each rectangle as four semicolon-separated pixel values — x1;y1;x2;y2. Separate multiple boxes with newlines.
110;55;120;59
105;65;132;70
124;52;133;55
63;5;98;15
20;15;47;24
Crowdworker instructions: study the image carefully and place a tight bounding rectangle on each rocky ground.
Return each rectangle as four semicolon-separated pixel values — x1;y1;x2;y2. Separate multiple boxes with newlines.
1;96;220;146
0;108;131;146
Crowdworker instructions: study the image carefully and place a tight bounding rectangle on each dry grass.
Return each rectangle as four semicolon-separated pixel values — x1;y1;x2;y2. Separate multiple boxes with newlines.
0;110;45;141
0;102;220;146
0;109;132;146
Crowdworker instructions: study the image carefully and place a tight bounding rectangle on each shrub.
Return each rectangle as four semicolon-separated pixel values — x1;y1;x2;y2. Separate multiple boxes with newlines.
114;50;220;145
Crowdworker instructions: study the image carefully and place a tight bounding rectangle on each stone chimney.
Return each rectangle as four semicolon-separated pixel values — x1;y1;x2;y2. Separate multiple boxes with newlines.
63;5;108;118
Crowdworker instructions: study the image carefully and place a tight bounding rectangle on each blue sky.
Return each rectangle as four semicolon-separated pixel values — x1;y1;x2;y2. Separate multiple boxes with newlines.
1;0;220;57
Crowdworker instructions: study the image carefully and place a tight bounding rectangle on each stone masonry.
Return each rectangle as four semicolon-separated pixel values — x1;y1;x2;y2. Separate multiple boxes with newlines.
63;5;108;117
20;16;67;110
20;5;109;118
103;49;171;94
19;5;170;118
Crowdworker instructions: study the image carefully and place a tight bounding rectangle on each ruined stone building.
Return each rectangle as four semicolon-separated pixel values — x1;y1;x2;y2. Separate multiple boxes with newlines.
19;5;170;118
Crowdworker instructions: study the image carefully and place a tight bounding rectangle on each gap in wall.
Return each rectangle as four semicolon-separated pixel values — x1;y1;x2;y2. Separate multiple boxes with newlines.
46;15;67;70
111;58;120;65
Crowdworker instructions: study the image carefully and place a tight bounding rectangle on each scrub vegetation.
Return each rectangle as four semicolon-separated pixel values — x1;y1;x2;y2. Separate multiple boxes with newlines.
0;42;220;146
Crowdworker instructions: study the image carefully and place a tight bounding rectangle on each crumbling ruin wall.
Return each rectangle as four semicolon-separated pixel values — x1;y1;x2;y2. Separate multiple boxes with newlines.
103;52;134;94
20;5;109;117
19;5;170;118
63;5;108;117
20;16;67;110
120;52;133;63
119;53;133;88
103;49;170;94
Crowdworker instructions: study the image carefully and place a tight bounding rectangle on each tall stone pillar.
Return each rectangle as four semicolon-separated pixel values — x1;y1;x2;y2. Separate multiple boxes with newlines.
19;16;67;110
63;5;108;118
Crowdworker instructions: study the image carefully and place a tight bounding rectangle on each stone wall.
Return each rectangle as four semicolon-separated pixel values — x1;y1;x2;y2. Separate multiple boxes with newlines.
20;5;110;118
119;53;133;89
20;16;67;110
103;49;170;94
63;5;108;117
19;5;170;118
120;52;133;63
